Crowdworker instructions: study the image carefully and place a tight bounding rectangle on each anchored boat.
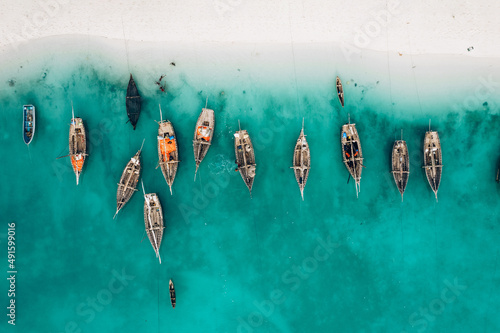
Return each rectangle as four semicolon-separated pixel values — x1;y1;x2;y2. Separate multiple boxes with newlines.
69;106;87;185
126;74;141;130
142;181;164;263
234;121;256;194
114;140;145;218
193;104;215;180
157;105;179;195
341;118;363;197
392;131;410;201
423;122;442;201
22;105;35;145
169;279;176;308
291;119;310;200
336;76;344;107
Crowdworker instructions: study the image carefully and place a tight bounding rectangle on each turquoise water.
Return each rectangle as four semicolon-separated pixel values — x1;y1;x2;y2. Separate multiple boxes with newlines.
1;37;500;333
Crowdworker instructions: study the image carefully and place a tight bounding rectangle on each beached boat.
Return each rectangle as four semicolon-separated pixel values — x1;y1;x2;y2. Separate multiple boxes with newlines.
341;118;363;197
126;74;141;130
193;106;215;180
234;122;256;194
69;107;87;185
336;76;344;107
114;140;145;218
22;105;35;145
391;131;410;201
157;105;179;195
142;182;164;263
169;279;176;308
423;124;442;201
291;119;310;200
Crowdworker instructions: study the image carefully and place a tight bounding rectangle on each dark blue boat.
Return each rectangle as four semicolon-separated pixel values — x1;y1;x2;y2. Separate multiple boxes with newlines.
126;74;141;130
23;105;35;145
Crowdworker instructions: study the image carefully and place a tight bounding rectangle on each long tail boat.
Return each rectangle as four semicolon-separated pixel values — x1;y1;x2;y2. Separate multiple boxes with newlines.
291;119;310;200
423;121;442;201
234;121;256;195
193;103;215;180
341;117;363;197
126;74;141;130
22;105;35;145
114;139;145;218
336;76;344;107
169;279;176;308
142;181;164;263
157;105;179;195
392;130;410;201
69;106;87;185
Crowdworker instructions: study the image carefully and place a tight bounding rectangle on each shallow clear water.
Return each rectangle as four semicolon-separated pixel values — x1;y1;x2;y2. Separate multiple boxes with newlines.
1;37;500;333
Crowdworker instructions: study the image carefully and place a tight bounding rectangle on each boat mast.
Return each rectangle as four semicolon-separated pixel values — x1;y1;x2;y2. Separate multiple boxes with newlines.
159;104;163;123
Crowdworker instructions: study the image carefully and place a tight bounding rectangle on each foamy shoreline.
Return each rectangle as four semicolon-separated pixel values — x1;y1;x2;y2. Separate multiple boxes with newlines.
1;0;499;57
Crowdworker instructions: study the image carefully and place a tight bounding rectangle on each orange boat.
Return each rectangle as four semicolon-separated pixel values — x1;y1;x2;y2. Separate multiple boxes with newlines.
69;107;87;185
156;105;179;194
193;106;215;180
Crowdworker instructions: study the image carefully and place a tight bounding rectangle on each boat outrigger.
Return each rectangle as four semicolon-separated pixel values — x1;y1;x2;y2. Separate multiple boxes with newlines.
423;121;442;201
23;105;35;145
336;76;344;107
392;130;410;201
169;279;176;308
126;74;141;130
193;102;215;180
114;139;145;218
157;105;179;195
341;117;363;197
69;106;87;185
234;121;256;195
142;181;164;263
291;119;310;200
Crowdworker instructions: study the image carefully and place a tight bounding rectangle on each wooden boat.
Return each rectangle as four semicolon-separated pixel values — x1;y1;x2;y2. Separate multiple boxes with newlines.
69;107;87;185
157;105;179;195
193;105;215;180
291;119;310;200
423;123;442;201
234;121;256;195
391;131;410;201
142;181;164;263
169;279;176;308
341;118;363;197
114;139;145;219
126;74;141;130
336;76;344;107
22;105;35;145
496;165;499;183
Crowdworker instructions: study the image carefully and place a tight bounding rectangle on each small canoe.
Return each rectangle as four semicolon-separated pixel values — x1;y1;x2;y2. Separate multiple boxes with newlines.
291;119;310;200
157;105;179;195
69;107;87;185
114;139;145;218
193;107;215;180
234;122;256;195
126;74;141;130
336;76;344;107
392;133;410;201
169;279;176;308
142;182;164;263
341;119;363;197
23;105;35;145
423;126;442;201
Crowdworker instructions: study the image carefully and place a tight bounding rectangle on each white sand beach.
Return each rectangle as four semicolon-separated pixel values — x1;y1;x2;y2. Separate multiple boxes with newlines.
1;0;499;57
